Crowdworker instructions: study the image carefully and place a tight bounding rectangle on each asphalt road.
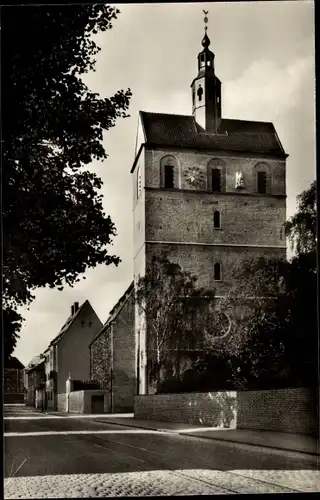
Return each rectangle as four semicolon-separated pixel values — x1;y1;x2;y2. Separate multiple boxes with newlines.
4;405;319;498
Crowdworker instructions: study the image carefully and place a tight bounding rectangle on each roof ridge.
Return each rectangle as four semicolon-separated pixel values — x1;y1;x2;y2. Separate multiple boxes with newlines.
222;117;274;125
140;110;193;118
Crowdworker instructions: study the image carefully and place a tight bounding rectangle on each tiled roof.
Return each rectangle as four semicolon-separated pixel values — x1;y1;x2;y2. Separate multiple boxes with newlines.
139;111;286;157
25;359;44;373
48;300;89;347
6;356;25;369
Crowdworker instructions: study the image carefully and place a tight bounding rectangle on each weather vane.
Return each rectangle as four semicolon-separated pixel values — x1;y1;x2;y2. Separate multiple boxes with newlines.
203;10;209;31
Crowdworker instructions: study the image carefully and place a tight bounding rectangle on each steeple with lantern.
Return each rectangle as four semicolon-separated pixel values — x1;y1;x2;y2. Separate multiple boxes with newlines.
191;11;222;133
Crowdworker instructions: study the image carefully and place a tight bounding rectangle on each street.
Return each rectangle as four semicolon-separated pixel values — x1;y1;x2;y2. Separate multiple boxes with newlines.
4;405;319;498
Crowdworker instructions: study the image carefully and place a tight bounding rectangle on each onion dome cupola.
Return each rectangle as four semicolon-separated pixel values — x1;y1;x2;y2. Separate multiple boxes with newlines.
191;11;222;133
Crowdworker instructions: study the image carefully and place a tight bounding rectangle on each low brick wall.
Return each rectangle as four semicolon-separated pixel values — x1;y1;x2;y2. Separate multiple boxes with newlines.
57;390;110;413
134;392;237;428
134;388;318;436
237;387;319;436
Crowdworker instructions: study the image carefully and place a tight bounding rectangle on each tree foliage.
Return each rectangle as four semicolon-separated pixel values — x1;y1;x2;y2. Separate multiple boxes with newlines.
203;252;317;390
284;180;317;255
2;5;132;360
135;255;215;387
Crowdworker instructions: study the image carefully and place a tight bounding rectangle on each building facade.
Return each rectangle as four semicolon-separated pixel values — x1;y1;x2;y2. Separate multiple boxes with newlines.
90;282;136;413
131;29;287;394
4;357;25;404
25;359;45;408
44;300;103;410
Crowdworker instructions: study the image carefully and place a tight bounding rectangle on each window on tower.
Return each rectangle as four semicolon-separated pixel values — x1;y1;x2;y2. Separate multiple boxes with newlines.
211;168;221;192
197;85;203;102
213;210;221;229
214;263;221;281
164;164;174;188
257;171;267;194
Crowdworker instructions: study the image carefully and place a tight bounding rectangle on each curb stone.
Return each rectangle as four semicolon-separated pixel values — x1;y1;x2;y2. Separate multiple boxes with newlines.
93;418;318;457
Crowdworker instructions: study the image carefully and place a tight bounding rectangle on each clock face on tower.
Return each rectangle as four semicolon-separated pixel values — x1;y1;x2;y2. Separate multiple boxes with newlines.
185;166;205;187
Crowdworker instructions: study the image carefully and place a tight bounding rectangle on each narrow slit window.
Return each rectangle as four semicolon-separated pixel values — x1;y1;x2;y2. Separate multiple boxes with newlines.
164;164;174;188
211;168;221;192
213;211;221;229
257;171;267;194
214;263;221;281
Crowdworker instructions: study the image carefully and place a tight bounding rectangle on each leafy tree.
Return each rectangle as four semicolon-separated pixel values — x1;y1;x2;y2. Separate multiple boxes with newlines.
284;180;317;255
135;255;216;388
204;252;317;390
2;5;132;361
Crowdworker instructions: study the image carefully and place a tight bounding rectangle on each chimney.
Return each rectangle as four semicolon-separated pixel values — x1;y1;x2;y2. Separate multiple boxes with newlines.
71;305;75;315
74;302;79;313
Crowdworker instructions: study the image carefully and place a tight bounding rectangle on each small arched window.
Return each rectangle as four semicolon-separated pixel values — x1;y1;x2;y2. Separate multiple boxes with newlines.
214;262;221;281
197;85;203;102
211;169;221;192
164;164;174;188
160;155;179;189
213;210;221;229
192;89;195;106
207;159;226;192
257;171;267;194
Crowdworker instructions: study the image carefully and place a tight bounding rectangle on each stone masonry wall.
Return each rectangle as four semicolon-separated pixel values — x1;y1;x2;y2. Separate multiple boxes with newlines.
134;392;237;427
90;325;112;391
134;388;318;436
112;293;136;412
146;242;285;295
237;387;319;436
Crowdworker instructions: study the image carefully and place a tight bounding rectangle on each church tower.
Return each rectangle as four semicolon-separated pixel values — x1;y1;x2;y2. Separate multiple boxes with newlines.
131;15;288;395
191;20;221;132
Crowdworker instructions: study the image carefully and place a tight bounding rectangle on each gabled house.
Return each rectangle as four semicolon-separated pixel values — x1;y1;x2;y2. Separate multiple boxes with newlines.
44;300;103;411
4;357;25;404
25;357;45;408
90;283;135;413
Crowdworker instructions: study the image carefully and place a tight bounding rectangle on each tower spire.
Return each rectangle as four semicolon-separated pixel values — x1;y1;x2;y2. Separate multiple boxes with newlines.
190;9;222;133
202;10;211;49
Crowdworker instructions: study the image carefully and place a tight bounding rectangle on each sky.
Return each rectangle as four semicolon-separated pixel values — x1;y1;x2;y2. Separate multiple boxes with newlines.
14;1;316;367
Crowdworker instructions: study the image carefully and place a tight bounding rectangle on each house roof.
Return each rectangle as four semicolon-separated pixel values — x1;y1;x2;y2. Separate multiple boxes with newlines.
139;111;287;157
89;282;134;347
5;356;24;369
25;359;45;373
47;300;90;348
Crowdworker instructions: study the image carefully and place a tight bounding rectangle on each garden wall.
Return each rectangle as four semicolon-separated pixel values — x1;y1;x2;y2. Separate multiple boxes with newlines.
57;390;110;414
134;391;237;428
134;387;318;435
237;387;318;436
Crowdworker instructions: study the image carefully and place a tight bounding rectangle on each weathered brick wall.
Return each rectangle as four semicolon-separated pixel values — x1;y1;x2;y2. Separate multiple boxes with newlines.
145;242;285;295
237;387;319;436
144;148;286;195
134;392;237;427
112;293;136;412
145;190;286;247
90;326;112;391
134;388;318;436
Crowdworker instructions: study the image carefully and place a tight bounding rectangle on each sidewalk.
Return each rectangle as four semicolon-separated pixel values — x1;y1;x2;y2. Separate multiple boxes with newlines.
92;416;319;457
